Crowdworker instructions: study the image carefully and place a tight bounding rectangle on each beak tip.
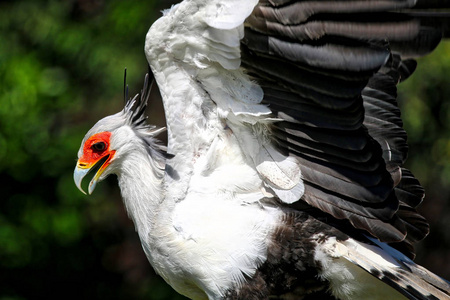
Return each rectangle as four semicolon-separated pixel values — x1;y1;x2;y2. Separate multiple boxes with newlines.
74;165;90;195
78;187;87;195
88;180;97;195
75;180;88;195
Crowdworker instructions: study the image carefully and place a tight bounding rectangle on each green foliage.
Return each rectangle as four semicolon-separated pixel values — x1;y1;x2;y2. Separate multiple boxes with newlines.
399;41;450;188
397;41;450;274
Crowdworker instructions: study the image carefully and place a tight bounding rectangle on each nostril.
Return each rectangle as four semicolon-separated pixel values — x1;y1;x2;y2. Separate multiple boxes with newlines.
78;163;87;167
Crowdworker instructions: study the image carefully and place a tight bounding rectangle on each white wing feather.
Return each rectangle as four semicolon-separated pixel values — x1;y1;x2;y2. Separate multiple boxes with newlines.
145;0;304;204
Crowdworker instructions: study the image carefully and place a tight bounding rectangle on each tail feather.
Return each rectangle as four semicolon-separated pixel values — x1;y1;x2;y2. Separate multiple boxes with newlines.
315;235;449;299
342;237;450;300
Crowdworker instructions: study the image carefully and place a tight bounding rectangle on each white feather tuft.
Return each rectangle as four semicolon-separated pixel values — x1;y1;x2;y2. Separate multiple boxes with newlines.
314;236;407;300
202;0;259;30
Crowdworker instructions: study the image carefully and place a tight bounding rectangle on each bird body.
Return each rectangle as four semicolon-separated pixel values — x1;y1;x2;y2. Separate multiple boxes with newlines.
74;0;450;299
77;116;413;299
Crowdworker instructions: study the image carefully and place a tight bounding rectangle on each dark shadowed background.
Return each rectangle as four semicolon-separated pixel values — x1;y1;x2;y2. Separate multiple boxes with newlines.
0;1;449;299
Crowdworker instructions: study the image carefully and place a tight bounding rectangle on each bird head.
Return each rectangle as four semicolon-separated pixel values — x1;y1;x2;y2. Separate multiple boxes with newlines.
74;73;166;195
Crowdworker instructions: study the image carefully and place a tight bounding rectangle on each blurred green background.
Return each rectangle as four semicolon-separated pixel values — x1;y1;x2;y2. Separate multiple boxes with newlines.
0;0;448;299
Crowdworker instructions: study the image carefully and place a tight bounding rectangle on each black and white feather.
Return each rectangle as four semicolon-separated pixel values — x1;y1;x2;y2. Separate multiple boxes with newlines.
76;0;450;299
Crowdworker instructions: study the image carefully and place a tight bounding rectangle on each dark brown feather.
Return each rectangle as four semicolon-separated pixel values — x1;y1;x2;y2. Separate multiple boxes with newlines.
242;0;445;256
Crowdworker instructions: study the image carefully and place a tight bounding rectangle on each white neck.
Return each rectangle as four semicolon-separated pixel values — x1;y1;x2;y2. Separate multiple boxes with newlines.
116;144;165;241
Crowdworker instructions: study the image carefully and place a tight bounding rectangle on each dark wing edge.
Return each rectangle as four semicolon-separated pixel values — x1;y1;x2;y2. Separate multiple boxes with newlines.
242;0;448;258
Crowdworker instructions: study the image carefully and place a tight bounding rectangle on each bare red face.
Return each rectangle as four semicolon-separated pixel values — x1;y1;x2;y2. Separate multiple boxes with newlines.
74;131;116;194
79;132;113;166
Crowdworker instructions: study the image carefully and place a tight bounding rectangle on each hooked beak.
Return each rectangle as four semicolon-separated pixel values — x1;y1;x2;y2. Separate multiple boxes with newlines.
74;154;113;195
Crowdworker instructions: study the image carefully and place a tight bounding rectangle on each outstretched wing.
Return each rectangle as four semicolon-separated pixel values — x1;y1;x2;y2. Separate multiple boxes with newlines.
243;1;450;257
145;0;446;257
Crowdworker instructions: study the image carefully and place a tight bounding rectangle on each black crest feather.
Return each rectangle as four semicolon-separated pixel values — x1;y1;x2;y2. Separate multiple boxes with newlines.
123;70;154;130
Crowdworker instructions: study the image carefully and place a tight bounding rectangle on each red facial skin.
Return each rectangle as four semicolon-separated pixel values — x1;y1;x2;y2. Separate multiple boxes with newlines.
78;131;115;169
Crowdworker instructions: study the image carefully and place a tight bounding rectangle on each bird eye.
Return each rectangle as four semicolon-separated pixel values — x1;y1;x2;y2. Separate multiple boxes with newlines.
92;142;106;151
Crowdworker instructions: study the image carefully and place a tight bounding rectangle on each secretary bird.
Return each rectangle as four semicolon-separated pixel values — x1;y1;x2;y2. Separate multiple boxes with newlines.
74;0;450;299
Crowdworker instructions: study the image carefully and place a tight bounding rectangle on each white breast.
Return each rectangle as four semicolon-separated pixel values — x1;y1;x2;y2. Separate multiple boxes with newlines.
171;195;280;297
150;133;281;299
